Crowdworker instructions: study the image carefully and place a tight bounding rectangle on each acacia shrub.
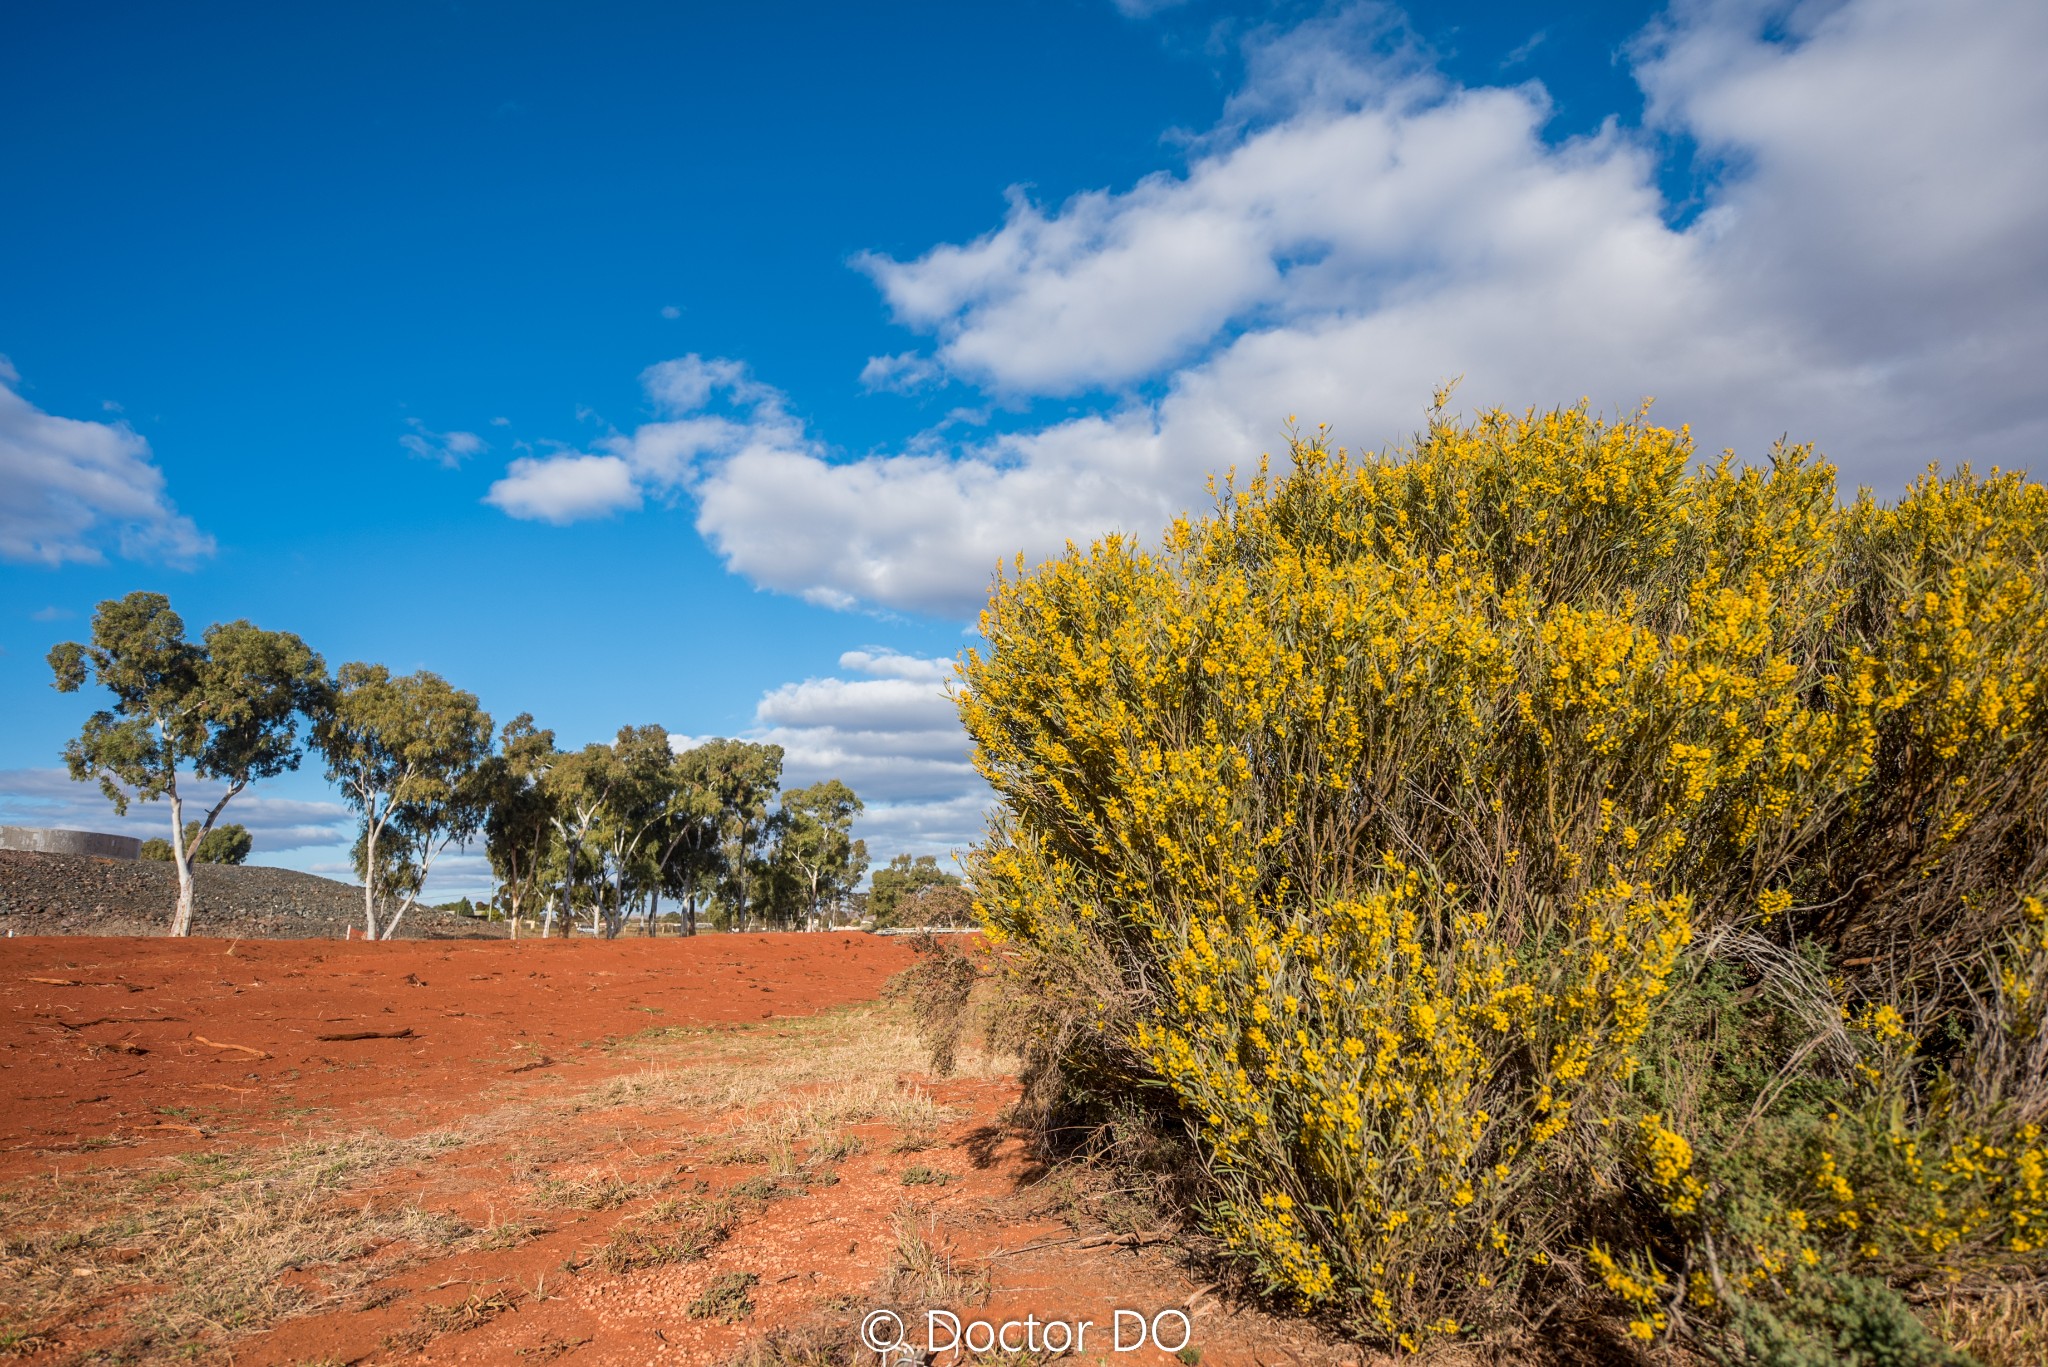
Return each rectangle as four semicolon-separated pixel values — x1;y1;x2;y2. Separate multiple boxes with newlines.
957;405;2048;1355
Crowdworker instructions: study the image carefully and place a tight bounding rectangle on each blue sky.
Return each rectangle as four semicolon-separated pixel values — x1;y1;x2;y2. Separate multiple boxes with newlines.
4;0;2044;897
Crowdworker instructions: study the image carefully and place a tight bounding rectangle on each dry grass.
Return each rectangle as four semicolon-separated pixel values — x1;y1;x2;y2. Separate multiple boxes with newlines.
418;1287;519;1333
529;1167;649;1210
689;1270;760;1324
0;1001;957;1359
876;1206;990;1312
596;1192;744;1273
0;1126;494;1353
722;1321;862;1367
1922;1283;2048;1367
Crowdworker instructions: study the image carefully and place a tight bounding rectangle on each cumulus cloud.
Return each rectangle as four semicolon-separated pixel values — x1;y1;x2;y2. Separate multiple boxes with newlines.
494;0;2048;622
0;769;353;855
835;649;955;682
0;357;213;567
820;0;2045;608
671;650;986;863
481;355;802;527
486;453;641;522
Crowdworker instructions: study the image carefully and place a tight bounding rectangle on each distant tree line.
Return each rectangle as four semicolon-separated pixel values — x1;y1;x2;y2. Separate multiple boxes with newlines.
47;592;903;938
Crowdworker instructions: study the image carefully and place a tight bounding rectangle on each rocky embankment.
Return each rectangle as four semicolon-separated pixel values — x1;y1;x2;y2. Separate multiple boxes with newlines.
0;849;503;939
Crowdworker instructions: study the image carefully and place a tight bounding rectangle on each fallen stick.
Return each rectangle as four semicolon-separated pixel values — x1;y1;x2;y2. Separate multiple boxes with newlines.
987;1229;1175;1259
194;1035;271;1059
27;977;80;986
142;1122;205;1137
316;1027;416;1042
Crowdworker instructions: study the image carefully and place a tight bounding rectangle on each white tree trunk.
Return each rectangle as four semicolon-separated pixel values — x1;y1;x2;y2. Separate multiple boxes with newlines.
361;799;385;941
167;788;195;937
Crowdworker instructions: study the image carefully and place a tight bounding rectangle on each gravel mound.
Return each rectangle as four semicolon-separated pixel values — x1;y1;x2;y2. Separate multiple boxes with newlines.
0;849;503;939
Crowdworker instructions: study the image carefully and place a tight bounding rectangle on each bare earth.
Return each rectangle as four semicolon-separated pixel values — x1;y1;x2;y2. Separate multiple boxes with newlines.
0;935;1370;1367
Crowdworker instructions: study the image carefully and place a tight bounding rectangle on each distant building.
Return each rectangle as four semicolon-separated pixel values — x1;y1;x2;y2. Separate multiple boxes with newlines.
0;826;143;860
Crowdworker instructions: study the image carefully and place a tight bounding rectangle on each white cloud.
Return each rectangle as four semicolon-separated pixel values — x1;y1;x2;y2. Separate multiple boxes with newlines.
836;648;955;683
670;650;986;863
485;452;641;522
0;768;353;855
400;418;487;467
0;357;213;567
732;0;2048;615
691;407;1181;615
481;355;804;525
493;0;2048;624
859;351;943;393
661;304;682;319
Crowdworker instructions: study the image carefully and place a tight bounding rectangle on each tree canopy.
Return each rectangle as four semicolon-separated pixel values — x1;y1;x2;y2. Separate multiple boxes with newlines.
42;593;888;938
868;853;961;928
313;662;494;939
48;592;324;935
140;821;252;865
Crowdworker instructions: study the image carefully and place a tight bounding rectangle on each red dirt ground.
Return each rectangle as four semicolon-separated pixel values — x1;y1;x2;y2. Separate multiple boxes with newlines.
1;935;1368;1366
0;935;916;1183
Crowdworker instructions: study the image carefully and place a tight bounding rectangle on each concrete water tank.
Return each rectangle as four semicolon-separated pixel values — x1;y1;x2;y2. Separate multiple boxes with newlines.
0;826;144;859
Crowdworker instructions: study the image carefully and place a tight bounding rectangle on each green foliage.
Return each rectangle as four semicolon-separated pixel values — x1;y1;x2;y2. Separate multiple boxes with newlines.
869;854;962;928
958;405;2048;1356
1711;1270;1975;1367
140;823;249;864
774;779;868;928
48;591;323;934
144;822;251;864
687;1270;758;1323
685;738;785;930
351;821;420;908
483;713;559;933
192;822;252;864
313;662;494;939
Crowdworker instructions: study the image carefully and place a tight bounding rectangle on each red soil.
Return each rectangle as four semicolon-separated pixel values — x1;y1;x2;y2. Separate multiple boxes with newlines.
0;935;1362;1366
0;933;916;1182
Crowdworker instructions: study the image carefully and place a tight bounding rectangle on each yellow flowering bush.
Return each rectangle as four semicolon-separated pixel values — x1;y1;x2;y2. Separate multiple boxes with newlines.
957;403;2048;1355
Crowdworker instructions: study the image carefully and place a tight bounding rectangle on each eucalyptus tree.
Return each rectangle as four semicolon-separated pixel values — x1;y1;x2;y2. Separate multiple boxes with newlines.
586;724;680;938
139;821;254;865
313;663;495;939
351;820;420;913
775;780;868;930
483;714;559;939
48;592;325;936
691;738;784;929
869;853;964;928
539;742;613;936
655;744;726;936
